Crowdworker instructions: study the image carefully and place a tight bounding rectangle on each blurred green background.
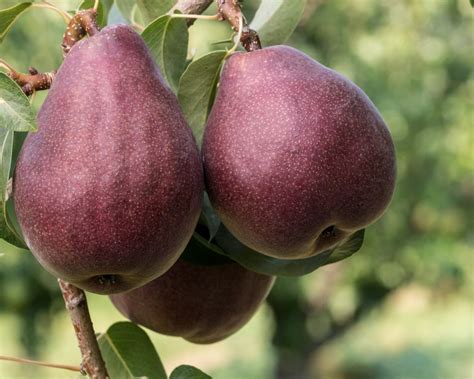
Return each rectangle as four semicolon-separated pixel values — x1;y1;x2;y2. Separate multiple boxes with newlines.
0;0;472;378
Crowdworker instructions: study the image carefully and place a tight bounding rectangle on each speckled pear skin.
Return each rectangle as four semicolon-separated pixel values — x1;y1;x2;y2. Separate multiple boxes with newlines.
13;25;204;294
202;45;396;260
110;256;275;344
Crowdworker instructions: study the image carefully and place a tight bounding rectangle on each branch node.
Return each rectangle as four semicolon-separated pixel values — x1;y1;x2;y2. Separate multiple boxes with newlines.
6;67;55;96
216;0;262;52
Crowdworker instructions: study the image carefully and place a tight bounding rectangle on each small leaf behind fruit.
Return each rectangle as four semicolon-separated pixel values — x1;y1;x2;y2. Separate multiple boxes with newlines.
0;2;31;42
325;229;365;265
4;198;27;248
170;365;212;379
142;15;188;93
0;73;37;132
137;0;175;24
0;128;13;200
201;193;221;241
181;233;231;265
178;50;227;145
250;0;306;47
98;322;167;379
213;225;365;277
214;225;332;276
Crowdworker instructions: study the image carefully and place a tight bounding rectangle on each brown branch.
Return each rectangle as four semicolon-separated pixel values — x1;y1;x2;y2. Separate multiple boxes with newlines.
0;355;80;373
216;0;261;52
172;0;214;25
58;279;108;379
61;9;100;56
0;62;55;96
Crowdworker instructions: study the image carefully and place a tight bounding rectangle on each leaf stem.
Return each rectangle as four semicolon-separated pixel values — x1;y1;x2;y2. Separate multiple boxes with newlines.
169;13;220;21
32;1;72;24
0;355;80;372
93;0;100;11
227;16;243;55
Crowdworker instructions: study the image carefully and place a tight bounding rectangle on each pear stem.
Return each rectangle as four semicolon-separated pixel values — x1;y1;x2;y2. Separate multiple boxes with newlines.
216;0;261;52
61;9;100;56
0;60;55;96
0;355;80;373
58;279;108;379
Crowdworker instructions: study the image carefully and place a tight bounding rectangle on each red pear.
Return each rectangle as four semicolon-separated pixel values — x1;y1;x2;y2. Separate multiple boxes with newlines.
13;25;203;294
203;45;396;259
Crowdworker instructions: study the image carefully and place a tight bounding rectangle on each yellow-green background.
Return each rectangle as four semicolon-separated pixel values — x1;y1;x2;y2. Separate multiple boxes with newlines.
0;0;472;378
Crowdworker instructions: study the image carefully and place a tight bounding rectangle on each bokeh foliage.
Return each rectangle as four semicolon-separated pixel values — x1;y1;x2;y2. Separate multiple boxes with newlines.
0;0;472;378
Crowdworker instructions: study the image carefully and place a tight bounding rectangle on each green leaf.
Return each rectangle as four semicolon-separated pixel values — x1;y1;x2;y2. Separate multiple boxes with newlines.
141;15;189;92
4;198;26;247
471;0;474;7
98;322;167;379
79;0;114;27
137;0;175;24
0;74;35;246
0;2;31;42
170;365;212;379
0;237;29;254
177;50;227;145
200;193;221;241
0;131;25;246
250;0;306;46
325;229;365;264
213;225;365;277
0;128;13;201
181;233;231;266
0;73;37;132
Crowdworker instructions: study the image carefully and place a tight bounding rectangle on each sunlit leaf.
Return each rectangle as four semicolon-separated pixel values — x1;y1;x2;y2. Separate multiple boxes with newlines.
250;0;306;46
98;322;167;379
0;2;31;42
0;130;26;246
0;73;37;132
0;237;29;254
177;50;227;145
142;15;188;92
137;0;175;24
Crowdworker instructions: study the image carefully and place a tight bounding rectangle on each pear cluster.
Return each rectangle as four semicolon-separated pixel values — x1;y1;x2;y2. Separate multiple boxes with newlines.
13;26;395;344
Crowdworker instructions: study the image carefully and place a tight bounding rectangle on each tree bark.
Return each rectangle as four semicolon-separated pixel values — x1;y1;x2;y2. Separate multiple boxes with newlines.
173;0;214;16
58;280;108;379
